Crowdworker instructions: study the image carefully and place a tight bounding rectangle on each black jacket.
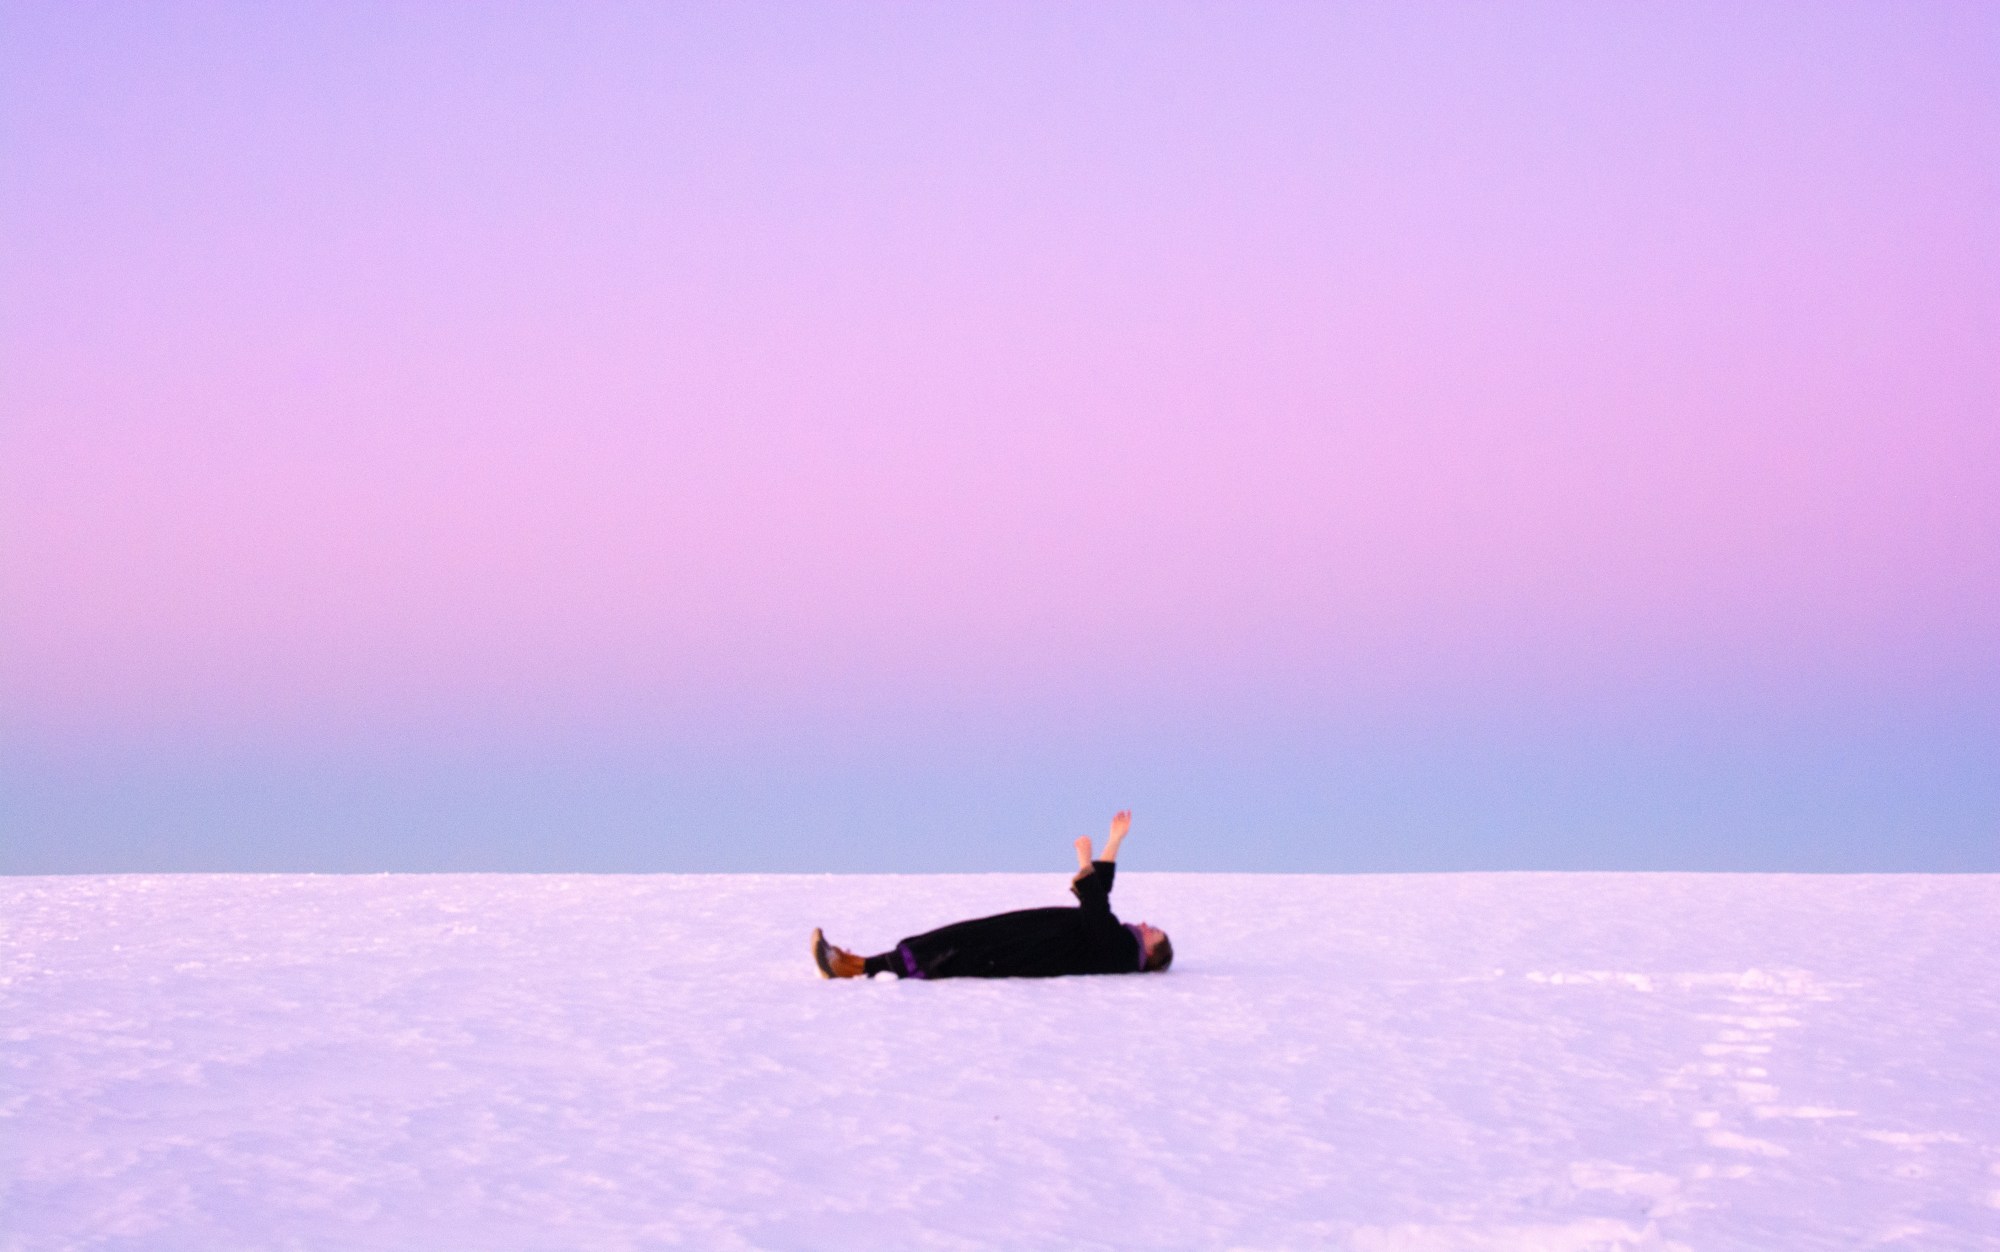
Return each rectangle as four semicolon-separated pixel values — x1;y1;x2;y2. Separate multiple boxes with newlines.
895;861;1142;979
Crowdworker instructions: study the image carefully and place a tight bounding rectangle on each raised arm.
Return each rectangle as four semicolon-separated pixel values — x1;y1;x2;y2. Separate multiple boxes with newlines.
1072;812;1130;913
1100;810;1133;862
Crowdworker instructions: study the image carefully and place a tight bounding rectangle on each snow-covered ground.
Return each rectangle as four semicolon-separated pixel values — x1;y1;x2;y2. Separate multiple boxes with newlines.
3;872;1996;1251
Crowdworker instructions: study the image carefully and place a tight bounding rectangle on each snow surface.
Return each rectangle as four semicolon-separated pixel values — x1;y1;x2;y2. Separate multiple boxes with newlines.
3;872;1997;1251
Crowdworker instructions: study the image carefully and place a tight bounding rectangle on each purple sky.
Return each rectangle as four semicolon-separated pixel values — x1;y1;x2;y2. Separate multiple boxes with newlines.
4;3;1995;871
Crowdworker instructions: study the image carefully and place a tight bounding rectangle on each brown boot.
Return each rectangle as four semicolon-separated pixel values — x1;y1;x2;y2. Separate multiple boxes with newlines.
811;928;867;979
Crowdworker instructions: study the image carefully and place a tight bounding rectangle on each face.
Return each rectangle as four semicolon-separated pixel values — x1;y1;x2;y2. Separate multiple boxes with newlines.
1138;923;1166;955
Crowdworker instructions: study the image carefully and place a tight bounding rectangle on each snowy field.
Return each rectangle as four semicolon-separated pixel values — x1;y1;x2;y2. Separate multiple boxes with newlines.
3;872;1996;1251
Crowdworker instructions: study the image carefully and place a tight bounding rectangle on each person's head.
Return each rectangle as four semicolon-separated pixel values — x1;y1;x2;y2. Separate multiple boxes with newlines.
1138;923;1173;973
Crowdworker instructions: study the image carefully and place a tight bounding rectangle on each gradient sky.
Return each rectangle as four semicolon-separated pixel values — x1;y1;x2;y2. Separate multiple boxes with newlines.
4;2;1996;872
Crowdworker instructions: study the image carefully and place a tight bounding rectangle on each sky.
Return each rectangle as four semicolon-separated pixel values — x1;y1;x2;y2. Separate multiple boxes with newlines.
3;2;1996;873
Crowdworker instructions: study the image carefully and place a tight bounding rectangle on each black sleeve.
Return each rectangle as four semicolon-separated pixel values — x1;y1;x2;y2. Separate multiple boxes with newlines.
1071;860;1117;915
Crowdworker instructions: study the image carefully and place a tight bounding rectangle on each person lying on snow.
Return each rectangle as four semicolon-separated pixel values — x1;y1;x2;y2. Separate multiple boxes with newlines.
813;810;1173;979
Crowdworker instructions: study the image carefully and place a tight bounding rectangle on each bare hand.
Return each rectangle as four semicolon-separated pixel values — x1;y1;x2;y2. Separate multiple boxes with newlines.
1074;836;1094;870
1099;810;1134;862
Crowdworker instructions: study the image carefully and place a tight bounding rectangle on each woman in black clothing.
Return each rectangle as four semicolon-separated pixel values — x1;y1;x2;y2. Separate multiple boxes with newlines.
812;811;1173;980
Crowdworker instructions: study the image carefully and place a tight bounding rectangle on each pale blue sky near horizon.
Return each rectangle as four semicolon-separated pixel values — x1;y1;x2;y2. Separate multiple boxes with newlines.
6;681;1993;873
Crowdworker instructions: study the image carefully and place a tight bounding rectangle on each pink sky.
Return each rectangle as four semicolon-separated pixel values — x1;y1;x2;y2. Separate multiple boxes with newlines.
2;4;1995;869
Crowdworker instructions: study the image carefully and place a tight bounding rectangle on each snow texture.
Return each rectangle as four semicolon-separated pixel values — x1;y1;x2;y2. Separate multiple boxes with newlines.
3;872;1996;1250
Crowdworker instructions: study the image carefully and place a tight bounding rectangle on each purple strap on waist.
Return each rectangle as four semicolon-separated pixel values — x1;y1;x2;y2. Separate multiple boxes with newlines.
898;943;925;979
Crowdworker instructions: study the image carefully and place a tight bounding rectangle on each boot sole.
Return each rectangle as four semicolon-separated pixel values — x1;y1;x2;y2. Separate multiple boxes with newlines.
810;927;834;979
